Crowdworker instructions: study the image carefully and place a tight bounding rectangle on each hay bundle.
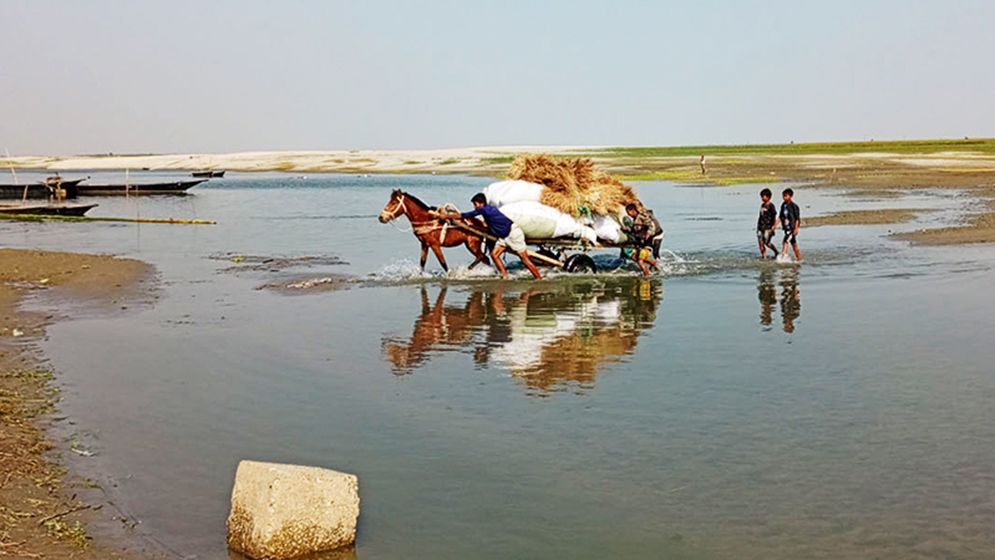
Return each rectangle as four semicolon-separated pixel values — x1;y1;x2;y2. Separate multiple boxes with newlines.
508;154;581;214
507;154;642;217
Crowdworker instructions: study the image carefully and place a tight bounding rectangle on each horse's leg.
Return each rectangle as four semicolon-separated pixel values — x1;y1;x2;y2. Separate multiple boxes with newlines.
419;242;429;271
419;286;430;313
430;242;449;273
466;236;489;269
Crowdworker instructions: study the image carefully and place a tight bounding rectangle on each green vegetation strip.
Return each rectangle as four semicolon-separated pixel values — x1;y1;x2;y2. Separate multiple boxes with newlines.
0;214;216;224
575;138;995;158
619;170;781;184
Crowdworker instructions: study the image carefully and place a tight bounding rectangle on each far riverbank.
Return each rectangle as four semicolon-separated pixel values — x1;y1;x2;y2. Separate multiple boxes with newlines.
5;139;995;245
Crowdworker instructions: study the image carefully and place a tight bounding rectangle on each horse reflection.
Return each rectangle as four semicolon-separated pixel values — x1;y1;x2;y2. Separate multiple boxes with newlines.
382;287;487;371
757;268;801;333
382;280;662;394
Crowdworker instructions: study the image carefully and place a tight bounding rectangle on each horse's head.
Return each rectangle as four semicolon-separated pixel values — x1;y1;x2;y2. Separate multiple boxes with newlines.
379;189;407;223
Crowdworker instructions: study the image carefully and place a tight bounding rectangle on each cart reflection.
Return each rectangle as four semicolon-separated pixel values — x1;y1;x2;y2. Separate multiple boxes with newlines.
382;278;662;394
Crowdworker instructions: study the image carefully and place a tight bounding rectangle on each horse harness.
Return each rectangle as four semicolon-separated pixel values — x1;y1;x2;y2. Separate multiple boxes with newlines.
389;193;453;243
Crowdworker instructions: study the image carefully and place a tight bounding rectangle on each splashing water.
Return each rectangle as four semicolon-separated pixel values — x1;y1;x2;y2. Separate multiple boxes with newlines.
371;259;438;282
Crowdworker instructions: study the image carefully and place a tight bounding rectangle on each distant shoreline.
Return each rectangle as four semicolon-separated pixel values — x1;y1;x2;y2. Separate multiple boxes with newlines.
4;138;995;178
4;138;995;245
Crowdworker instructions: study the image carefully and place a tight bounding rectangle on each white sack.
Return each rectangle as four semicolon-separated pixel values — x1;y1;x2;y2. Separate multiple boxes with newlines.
498;201;559;238
499;201;595;241
484;180;544;207
592;214;627;244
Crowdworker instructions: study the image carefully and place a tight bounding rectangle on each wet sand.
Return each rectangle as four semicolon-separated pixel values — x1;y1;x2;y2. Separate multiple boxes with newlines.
0;249;155;558
805;208;931;227
892;210;995;245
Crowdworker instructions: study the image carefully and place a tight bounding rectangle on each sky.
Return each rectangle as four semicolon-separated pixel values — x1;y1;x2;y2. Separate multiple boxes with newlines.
1;0;993;155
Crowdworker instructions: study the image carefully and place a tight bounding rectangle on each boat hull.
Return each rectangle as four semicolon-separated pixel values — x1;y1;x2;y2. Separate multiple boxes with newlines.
0;184;53;199
0;179;84;200
76;179;207;195
0;203;98;216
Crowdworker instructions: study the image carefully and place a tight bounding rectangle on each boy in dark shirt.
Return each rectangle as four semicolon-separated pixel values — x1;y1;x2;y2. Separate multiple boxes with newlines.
623;203;663;275
779;188;802;261
756;188;779;258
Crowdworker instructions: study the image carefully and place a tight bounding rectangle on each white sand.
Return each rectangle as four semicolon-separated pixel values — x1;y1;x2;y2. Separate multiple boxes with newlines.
4;147;994;175
4;146;597;175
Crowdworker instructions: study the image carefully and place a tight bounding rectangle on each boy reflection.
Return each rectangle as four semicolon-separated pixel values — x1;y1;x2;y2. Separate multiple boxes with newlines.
779;269;801;333
756;268;801;333
382;280;662;394
757;269;777;330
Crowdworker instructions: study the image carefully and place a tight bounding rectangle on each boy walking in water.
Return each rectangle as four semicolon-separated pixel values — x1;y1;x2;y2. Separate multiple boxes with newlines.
434;193;542;280
756;188;778;258
779;188;802;261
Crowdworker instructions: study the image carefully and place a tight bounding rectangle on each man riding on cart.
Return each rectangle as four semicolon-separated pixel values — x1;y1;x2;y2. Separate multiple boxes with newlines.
621;203;663;275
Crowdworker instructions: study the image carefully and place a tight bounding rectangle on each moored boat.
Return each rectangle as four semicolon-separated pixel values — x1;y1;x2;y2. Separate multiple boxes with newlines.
75;179;207;195
0;202;98;216
192;170;225;178
0;178;86;200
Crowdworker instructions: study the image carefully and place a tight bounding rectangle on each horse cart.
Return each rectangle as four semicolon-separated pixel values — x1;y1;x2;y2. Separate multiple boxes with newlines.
379;189;646;275
450;222;621;274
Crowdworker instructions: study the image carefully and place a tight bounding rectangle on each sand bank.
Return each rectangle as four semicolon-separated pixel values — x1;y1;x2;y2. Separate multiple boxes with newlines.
805;209;931;227
0;249;156;558
892;211;995;245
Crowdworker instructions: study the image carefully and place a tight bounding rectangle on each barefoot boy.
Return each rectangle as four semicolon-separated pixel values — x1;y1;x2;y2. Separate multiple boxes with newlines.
623;203;662;275
779;188;802;261
757;188;779;258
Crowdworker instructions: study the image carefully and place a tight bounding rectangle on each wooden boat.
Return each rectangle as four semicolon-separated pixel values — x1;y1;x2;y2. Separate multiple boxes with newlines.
75;179;207;196
192;170;225;178
0;202;98;216
0;178;85;200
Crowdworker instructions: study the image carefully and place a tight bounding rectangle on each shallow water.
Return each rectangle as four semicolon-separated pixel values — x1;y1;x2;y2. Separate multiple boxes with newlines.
5;172;995;559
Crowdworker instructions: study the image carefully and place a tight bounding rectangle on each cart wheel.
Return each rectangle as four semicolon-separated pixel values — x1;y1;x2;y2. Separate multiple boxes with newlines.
564;253;598;274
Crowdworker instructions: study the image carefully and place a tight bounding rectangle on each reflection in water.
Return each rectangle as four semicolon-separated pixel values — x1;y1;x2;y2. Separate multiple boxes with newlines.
382;279;662;394
757;267;802;333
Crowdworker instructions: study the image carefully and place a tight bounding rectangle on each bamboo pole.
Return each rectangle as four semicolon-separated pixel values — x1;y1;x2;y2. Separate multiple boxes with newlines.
447;220;565;268
0;214;216;225
3;148;26;202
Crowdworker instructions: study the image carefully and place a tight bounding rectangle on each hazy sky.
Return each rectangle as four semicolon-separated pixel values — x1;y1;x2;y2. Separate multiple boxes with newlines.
2;0;993;155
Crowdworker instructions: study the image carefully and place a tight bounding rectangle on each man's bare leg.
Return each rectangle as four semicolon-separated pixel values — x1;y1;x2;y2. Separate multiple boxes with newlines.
491;246;509;279
516;250;542;279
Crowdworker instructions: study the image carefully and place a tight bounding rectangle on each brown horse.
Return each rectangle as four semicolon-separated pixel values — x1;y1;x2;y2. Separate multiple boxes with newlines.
378;189;489;272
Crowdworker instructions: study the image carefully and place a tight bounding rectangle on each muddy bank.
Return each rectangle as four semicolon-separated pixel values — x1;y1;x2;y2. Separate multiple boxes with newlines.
892;210;995;245
0;249;157;558
805;208;930;227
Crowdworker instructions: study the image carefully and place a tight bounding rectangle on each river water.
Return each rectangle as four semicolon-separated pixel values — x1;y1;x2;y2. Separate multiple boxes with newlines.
4;171;994;559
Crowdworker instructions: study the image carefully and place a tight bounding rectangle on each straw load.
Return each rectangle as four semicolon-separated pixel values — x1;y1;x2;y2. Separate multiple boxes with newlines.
507;154;643;217
483;154;646;244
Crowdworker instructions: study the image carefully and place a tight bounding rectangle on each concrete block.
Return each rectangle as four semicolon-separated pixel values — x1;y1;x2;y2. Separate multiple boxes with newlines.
227;460;359;559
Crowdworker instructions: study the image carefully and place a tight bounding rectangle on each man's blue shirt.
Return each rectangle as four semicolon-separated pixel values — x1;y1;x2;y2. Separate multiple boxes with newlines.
461;205;513;238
